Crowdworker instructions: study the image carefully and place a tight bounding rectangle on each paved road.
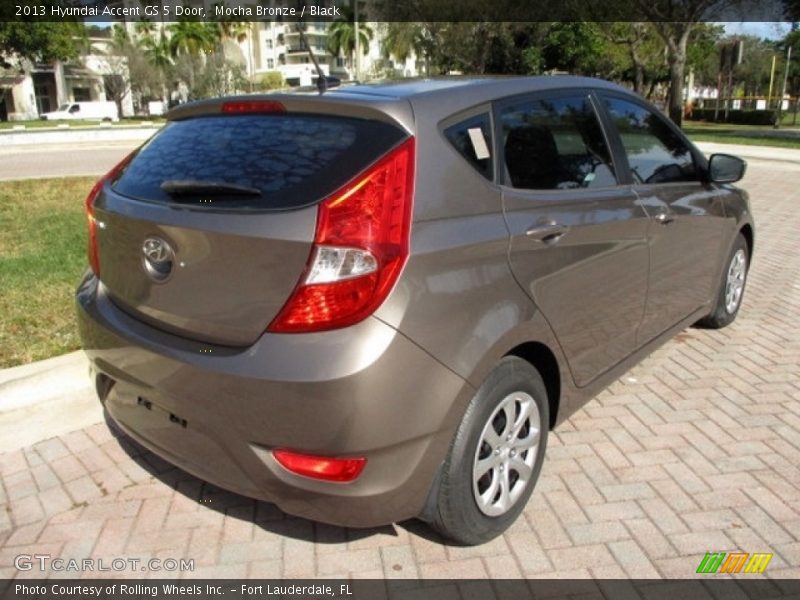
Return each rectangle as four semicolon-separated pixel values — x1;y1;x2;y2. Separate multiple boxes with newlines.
0;142;139;181
0;163;798;585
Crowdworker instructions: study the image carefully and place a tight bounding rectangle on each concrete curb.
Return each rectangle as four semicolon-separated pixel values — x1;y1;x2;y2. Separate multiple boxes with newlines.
0;126;161;146
0;351;90;410
0;351;101;453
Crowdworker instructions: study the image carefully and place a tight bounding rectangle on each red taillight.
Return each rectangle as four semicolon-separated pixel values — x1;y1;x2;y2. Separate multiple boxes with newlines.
222;100;285;114
85;152;135;277
273;449;366;483
268;137;415;333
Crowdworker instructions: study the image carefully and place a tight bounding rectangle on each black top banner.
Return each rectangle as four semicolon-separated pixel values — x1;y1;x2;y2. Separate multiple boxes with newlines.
2;0;799;23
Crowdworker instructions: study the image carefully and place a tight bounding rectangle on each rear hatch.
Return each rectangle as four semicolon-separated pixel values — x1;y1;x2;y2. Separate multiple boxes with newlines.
93;99;409;346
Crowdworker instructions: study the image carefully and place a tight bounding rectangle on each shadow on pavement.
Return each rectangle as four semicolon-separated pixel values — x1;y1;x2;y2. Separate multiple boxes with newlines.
101;410;433;546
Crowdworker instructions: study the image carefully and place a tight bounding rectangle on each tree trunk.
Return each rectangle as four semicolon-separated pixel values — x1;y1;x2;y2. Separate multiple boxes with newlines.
115;99;123;120
665;28;692;127
633;62;645;95
667;57;684;126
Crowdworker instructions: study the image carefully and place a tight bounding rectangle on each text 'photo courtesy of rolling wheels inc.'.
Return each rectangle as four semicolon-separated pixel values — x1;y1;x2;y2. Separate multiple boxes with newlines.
1;0;800;598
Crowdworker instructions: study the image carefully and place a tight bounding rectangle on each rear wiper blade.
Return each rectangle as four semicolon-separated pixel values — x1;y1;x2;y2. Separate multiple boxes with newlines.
160;180;261;196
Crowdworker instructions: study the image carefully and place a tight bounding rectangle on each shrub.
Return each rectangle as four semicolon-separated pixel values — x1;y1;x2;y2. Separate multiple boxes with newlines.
689;108;778;125
256;71;285;91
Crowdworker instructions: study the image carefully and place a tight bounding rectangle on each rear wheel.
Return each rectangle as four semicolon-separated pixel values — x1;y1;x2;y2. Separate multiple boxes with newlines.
698;233;749;329
429;357;549;545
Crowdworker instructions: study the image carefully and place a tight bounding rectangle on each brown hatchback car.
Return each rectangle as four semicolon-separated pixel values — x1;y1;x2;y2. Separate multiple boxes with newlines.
76;76;753;544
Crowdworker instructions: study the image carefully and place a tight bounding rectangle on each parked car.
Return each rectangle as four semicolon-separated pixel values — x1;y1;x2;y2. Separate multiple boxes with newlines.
76;76;752;544
41;101;118;122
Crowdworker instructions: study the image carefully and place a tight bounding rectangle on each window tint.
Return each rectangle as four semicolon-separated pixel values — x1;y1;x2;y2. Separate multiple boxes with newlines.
113;114;406;210
500;95;616;190
443;113;493;180
604;97;698;184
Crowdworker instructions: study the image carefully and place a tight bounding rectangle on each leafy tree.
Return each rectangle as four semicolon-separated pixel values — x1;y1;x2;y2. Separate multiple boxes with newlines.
381;22;426;72
167;21;218;96
636;0;722;125
168;21;217;58
0;21;84;70
328;2;374;72
195;50;246;98
541;22;605;75
602;23;667;96
731;36;780;98
100;25;133;120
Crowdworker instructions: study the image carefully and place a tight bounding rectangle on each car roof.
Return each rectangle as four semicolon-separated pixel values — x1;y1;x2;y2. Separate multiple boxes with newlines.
322;75;635;124
328;75;629;100
168;76;637;136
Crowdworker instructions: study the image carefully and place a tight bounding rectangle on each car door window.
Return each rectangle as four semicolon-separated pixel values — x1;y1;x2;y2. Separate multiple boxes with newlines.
443;113;493;180
500;95;616;190
604;97;698;184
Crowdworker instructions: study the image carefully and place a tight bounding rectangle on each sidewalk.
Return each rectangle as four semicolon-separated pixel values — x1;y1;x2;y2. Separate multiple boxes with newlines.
695;141;800;165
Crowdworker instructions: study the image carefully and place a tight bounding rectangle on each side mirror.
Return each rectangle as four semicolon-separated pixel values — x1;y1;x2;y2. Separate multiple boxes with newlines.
708;153;746;184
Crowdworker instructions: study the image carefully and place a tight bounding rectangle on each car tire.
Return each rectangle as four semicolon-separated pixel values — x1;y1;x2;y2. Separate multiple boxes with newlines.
429;356;549;545
697;233;749;329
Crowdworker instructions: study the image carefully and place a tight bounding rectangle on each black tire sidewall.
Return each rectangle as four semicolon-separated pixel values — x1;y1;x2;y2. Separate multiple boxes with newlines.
704;233;749;328
434;356;549;545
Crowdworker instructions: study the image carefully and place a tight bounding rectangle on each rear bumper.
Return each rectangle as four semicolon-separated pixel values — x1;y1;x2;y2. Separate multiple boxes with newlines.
76;271;470;527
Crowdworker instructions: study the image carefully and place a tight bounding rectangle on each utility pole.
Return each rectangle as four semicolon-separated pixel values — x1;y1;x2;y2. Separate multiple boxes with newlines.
354;0;361;82
776;45;792;128
768;54;777;109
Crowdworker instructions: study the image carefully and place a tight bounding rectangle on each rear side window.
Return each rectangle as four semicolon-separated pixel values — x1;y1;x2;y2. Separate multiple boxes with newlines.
603;97;698;184
443;113;493;180
113;114;407;209
500;95;616;190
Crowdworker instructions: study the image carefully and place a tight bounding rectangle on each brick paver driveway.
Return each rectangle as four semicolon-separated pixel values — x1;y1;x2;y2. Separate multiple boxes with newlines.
0;161;798;581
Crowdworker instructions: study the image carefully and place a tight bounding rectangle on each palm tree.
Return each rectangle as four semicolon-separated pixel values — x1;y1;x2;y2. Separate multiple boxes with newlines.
167;21;217;58
167;21;218;97
134;20;157;41
216;20;249;44
327;2;373;75
141;32;173;102
382;23;425;74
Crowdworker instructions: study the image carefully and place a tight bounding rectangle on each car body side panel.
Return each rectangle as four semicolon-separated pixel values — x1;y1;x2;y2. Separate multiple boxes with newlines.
502;187;650;388
633;182;730;344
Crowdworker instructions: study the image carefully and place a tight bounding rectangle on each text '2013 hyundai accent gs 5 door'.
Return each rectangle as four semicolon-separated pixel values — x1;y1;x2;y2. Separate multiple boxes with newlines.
76;77;753;545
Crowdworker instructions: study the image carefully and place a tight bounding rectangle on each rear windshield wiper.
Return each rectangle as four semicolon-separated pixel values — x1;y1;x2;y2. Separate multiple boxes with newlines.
160;180;261;197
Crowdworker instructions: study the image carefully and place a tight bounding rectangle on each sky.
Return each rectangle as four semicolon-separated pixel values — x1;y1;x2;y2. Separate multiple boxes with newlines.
721;22;793;39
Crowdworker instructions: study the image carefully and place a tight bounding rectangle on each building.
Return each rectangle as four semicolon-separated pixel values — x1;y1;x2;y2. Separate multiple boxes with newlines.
0;32;134;121
1;0;421;120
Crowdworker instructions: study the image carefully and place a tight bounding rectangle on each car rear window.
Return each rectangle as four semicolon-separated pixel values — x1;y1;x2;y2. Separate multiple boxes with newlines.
112;114;407;210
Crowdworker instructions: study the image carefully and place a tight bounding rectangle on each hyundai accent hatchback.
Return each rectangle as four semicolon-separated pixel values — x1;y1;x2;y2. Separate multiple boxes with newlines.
76;76;753;544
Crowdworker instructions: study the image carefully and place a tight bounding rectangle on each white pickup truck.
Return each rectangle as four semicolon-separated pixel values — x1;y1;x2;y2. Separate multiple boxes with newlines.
40;101;119;122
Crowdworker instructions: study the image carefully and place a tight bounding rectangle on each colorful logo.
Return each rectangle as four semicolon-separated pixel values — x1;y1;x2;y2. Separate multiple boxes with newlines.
696;552;773;574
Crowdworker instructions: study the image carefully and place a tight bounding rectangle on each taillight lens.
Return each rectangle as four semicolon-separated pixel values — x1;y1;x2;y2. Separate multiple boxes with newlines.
273;449;366;483
85;152;135;277
268;137;415;333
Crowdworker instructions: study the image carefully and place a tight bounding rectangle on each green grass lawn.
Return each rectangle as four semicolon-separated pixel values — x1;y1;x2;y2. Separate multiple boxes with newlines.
683;119;800;149
0;118;165;130
0;177;95;368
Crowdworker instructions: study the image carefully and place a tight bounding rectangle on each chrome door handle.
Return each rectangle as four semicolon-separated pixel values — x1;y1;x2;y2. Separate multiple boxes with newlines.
526;222;570;243
655;212;675;225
